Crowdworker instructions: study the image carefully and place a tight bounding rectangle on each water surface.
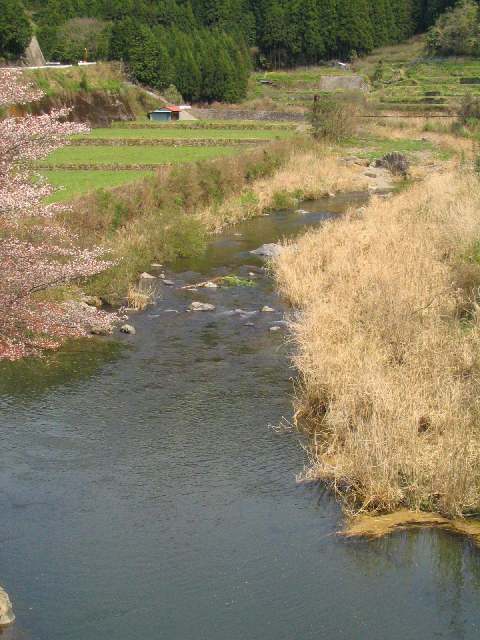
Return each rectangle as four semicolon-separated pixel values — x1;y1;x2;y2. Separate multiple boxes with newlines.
1;196;480;640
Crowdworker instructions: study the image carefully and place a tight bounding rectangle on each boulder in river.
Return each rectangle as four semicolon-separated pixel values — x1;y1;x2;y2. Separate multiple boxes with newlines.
162;279;175;286
189;302;216;312
261;305;275;313
0;586;15;627
250;243;284;258
120;324;136;335
140;272;156;280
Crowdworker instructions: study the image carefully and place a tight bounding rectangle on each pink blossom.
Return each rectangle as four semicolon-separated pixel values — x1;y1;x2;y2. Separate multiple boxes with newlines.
0;69;118;360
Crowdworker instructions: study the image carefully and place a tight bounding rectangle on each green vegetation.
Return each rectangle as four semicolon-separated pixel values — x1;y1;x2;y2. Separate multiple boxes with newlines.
0;0;31;60
60;141;297;302
10;0;458;104
41;144;242;167
113;121;297;131
221;275;256;287
40;122;296;204
427;0;480;56
75;127;294;141
42;169;153;202
310;94;360;141
25;63;125;95
340;134;453;161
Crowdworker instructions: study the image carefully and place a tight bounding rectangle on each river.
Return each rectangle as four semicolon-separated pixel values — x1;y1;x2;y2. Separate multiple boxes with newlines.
1;195;480;640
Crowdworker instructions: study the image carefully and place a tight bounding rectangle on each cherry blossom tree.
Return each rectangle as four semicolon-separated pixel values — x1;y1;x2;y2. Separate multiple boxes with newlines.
0;70;89;216
0;69;117;360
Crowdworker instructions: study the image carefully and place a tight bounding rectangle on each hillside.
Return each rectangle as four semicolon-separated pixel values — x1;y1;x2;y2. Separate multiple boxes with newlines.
1;1;461;104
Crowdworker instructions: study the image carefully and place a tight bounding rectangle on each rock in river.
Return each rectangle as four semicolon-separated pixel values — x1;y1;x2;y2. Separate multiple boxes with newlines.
250;243;283;258
0;586;15;627
261;305;275;313
120;324;136;335
189;302;216;312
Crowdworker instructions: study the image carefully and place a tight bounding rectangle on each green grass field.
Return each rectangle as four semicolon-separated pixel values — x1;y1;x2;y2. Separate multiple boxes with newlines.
42;144;243;167
43;169;154;203
75;127;294;140
42;121;294;202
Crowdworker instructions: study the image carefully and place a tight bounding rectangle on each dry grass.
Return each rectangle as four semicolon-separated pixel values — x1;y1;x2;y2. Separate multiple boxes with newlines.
275;168;480;518
126;283;156;310
366;120;475;158
198;148;368;232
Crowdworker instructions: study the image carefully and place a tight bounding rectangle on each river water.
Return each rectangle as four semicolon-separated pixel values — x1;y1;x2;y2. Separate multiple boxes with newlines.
1;196;480;640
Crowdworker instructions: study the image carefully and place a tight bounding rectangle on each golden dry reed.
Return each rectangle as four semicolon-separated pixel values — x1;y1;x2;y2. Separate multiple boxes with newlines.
275;169;480;519
198;150;368;232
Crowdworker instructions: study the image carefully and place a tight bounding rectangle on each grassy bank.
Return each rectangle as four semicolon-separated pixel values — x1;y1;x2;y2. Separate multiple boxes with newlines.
39;121;296;202
275;167;480;519
62;139;368;303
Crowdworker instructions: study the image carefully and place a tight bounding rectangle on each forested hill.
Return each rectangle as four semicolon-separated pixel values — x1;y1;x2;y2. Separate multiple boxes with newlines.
2;0;459;102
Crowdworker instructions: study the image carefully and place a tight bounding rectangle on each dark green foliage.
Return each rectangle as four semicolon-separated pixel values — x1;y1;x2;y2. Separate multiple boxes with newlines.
427;0;480;56
0;0;32;59
13;0;465;94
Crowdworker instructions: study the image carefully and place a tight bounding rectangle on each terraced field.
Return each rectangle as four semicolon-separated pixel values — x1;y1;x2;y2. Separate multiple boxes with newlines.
368;60;480;113
243;38;480;115
41;121;295;202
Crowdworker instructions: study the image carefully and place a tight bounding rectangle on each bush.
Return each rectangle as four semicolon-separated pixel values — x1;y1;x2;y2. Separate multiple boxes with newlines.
427;0;480;57
309;93;361;142
375;152;410;177
457;93;480;124
162;85;184;105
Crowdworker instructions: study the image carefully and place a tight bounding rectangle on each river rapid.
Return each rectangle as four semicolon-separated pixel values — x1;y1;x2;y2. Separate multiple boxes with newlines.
1;195;480;640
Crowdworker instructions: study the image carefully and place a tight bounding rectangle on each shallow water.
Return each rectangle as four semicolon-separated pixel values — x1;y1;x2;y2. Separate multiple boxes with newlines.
1;195;480;640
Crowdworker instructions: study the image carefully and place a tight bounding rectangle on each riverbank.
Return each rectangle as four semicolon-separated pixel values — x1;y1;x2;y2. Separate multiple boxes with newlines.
64;139;371;305
275;164;480;522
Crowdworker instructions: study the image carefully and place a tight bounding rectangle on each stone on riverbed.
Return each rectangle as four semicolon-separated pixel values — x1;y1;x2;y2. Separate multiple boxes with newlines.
120;324;136;335
261;305;275;313
162;279;175;286
0;586;15;627
250;243;283;258
189;302;216;312
140;272;156;280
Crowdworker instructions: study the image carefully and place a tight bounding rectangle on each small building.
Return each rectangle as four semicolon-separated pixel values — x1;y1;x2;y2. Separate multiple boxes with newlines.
147;106;182;122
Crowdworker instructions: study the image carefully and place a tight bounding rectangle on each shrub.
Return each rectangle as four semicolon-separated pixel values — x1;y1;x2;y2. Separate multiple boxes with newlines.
309;93;361;142
427;0;480;57
457;93;480;124
375;152;410;177
162;84;184;105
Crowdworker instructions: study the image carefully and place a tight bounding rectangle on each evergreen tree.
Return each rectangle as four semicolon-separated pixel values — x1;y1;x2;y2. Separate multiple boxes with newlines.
0;0;32;58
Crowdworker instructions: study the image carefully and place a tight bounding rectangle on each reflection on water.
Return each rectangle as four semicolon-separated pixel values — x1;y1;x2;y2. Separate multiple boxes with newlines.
1;195;480;640
0;339;124;400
